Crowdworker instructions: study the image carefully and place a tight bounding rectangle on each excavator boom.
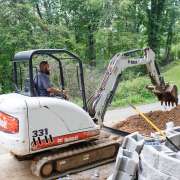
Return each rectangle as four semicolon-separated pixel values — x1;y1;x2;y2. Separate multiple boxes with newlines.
88;48;178;124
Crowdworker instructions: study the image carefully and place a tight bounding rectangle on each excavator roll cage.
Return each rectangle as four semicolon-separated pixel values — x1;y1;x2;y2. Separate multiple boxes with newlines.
12;49;88;111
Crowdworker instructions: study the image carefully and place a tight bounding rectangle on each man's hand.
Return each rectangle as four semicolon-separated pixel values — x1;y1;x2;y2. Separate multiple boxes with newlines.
47;87;69;99
59;89;69;100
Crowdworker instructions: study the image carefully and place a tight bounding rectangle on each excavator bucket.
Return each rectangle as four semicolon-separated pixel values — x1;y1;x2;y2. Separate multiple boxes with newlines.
147;85;178;106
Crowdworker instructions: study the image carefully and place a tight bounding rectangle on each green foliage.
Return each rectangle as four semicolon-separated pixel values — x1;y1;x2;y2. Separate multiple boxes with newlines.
0;0;179;96
112;76;155;107
0;54;13;94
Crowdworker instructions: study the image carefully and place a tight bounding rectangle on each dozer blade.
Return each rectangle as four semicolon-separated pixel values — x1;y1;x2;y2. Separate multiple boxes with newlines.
147;85;178;106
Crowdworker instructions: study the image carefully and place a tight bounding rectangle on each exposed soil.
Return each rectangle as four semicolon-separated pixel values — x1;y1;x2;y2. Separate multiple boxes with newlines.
112;105;180;136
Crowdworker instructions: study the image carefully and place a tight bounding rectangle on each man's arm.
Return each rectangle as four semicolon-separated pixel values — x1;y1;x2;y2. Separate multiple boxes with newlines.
40;74;68;98
47;87;68;98
47;87;64;94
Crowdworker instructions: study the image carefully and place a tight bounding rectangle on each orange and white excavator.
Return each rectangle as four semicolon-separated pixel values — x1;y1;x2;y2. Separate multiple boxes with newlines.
0;48;178;179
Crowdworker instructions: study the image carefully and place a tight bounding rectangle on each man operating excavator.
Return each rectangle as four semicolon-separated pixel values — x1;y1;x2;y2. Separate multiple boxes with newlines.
34;61;68;98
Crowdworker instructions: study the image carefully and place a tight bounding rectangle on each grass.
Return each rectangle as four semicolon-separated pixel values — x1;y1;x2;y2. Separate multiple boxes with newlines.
111;76;156;107
111;60;180;108
163;61;180;89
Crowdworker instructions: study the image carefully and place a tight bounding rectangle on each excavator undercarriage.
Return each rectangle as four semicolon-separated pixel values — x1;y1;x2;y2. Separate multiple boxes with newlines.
31;138;120;179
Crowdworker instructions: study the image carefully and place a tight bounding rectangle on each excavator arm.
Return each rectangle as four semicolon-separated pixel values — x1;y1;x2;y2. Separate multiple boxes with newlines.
87;48;178;125
145;49;178;106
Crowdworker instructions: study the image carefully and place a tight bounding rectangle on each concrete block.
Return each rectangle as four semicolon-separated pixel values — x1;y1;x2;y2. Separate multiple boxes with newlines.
150;126;180;138
112;170;135;180
110;148;139;180
115;148;139;175
164;126;180;137
140;144;180;179
139;157;178;180
122;132;144;154
137;174;146;180
165;133;180;151
157;151;180;179
172;126;180;133
166;121;174;131
107;174;113;180
141;144;173;168
168;151;180;160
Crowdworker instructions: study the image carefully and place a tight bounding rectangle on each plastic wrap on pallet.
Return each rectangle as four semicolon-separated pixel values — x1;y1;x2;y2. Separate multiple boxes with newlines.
141;143;180;179
139;156;178;180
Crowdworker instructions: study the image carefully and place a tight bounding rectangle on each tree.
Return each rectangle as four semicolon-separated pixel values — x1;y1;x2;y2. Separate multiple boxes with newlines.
58;0;113;66
0;0;179;93
146;0;166;55
164;0;179;64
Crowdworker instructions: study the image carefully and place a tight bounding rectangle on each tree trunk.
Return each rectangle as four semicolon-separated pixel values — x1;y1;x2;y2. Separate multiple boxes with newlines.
87;25;96;66
164;24;173;64
74;26;82;43
36;3;43;20
43;0;53;24
147;0;165;56
164;5;175;64
107;30;113;58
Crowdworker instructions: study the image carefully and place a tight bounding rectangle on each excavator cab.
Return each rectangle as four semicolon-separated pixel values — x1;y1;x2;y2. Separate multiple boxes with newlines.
12;49;88;110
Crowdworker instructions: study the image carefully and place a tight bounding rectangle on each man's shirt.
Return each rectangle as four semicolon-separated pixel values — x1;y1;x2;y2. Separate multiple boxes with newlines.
34;72;52;96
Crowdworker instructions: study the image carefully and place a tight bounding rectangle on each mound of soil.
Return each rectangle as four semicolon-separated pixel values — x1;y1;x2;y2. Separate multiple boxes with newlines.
112;105;180;136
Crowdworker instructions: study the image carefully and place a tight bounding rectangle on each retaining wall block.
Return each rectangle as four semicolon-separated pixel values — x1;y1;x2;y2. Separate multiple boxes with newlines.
122;132;144;154
140;144;180;179
110;148;139;180
112;170;136;180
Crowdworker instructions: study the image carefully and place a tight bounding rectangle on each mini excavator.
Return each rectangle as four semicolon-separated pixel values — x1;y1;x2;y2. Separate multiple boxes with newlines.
0;48;178;179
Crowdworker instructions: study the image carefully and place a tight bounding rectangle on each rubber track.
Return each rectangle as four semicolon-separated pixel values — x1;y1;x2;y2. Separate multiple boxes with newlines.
31;140;120;180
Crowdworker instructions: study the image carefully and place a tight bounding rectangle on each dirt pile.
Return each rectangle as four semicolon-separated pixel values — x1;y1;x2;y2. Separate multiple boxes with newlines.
113;105;180;136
